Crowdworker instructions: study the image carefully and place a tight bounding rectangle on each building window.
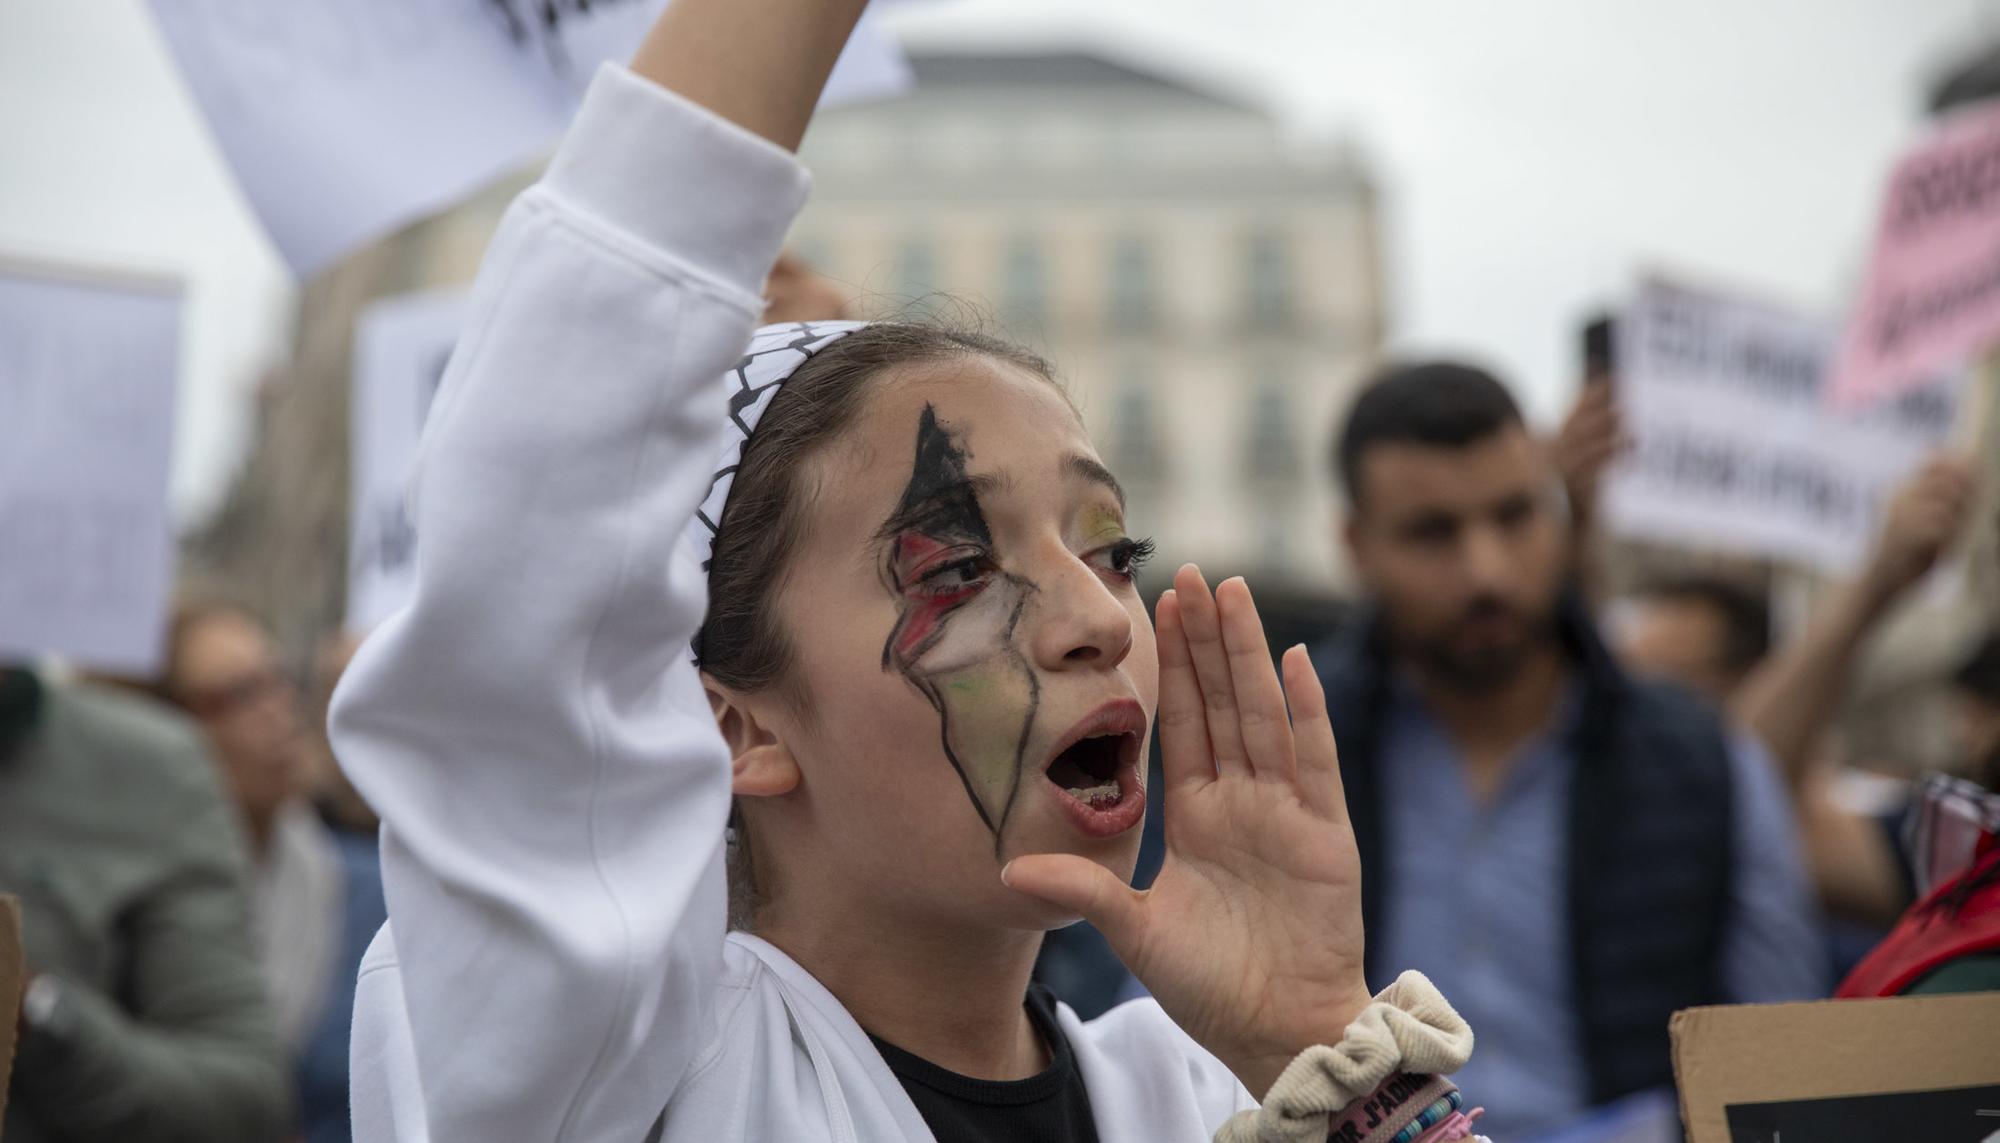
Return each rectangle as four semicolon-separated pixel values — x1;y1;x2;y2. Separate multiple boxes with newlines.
898;236;939;301
1245;229;1292;330
1001;236;1045;326
1107;234;1156;331
1107;381;1167;484
1243;379;1300;484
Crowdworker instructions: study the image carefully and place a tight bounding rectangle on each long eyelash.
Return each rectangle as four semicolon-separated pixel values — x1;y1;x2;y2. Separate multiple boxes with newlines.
1113;537;1157;575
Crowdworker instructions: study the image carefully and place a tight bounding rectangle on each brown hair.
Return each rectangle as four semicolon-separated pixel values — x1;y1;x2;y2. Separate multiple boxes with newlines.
695;321;1057;693
695;319;1059;927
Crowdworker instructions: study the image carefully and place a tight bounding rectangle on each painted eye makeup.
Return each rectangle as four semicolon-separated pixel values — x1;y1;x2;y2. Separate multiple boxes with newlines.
878;403;1043;850
1075;500;1148;584
1100;536;1156;582
912;551;995;600
877;406;1150;854
888;530;993;598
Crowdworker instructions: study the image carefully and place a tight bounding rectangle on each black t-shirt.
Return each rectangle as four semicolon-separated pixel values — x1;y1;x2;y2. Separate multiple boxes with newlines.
867;983;1101;1143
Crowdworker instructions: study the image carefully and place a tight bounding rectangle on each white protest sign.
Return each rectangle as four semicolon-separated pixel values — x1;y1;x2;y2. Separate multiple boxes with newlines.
0;262;182;672
151;0;913;276
1603;276;1961;576
348;289;468;633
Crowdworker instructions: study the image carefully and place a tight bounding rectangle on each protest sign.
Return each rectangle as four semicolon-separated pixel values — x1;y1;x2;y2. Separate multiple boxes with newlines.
151;0;912;276
1671;993;2000;1143
1603;275;1960;576
348;289;468;632
0;260;182;672
1829;99;2000;408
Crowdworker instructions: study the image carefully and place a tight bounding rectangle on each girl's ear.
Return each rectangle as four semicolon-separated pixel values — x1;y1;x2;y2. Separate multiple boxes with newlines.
703;674;801;799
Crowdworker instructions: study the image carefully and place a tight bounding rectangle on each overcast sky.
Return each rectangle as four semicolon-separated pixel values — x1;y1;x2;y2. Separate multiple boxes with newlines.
3;0;1996;521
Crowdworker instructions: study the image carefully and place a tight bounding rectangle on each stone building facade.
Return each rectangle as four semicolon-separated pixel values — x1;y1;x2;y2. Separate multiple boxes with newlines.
794;53;1383;593
187;51;1385;661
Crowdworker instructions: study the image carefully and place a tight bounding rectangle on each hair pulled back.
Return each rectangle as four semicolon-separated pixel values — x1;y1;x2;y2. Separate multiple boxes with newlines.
696;320;1056;698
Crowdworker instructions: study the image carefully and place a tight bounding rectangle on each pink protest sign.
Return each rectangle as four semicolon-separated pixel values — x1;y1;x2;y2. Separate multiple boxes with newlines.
1830;101;2000;408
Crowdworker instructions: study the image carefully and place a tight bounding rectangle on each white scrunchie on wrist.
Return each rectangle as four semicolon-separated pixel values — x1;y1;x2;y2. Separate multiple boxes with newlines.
1213;971;1475;1143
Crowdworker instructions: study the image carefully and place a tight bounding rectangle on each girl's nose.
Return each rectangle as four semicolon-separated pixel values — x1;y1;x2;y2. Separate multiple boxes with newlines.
1028;554;1134;672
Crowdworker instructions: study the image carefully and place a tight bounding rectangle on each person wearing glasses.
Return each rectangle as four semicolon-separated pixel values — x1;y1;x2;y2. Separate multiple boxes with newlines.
135;600;387;1143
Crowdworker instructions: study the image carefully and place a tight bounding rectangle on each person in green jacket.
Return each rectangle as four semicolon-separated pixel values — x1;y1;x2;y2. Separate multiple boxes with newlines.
1;667;289;1142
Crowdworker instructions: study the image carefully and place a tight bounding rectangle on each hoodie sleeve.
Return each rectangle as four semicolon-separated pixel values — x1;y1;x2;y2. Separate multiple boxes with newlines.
329;64;808;1143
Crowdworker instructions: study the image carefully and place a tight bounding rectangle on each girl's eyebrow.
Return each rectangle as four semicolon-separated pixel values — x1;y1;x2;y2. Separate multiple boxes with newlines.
1064;454;1126;511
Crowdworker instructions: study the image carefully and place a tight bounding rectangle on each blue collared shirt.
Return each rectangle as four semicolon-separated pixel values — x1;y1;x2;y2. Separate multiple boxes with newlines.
1375;679;1825;1141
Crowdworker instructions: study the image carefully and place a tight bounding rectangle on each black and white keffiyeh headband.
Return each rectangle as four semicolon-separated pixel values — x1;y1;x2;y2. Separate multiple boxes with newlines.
689;319;869;573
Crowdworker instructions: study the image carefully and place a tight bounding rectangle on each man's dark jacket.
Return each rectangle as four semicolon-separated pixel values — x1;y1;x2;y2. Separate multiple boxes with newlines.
1312;595;1736;1105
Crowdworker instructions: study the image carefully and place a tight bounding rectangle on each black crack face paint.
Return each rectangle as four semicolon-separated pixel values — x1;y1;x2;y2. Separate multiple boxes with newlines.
880;405;1041;851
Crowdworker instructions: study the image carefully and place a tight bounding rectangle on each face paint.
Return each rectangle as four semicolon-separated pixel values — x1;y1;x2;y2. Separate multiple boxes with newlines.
1079;504;1127;550
880;405;1041;850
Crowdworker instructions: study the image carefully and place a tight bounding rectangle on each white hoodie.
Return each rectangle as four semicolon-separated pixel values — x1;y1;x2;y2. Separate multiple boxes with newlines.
331;64;1257;1143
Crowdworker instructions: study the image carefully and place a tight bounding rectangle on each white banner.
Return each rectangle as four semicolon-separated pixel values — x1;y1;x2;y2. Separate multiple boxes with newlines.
0;262;182;672
1603;275;1961;576
347;289;467;633
151;0;912;276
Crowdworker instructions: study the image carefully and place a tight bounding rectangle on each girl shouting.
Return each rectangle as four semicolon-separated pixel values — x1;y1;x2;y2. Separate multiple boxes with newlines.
332;2;1481;1140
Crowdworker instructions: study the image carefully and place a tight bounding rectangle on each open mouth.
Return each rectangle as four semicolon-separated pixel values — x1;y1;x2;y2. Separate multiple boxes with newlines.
1036;699;1148;838
1045;733;1130;809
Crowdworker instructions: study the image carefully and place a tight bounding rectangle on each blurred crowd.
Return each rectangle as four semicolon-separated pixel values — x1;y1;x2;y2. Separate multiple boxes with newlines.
4;600;377;1142
5;268;1999;1143
1038;341;2000;1141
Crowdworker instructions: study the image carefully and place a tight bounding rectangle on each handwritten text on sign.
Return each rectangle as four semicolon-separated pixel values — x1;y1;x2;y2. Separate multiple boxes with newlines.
348;290;467;632
151;0;913;276
0;265;182;672
1605;276;1959;575
1829;100;2000;407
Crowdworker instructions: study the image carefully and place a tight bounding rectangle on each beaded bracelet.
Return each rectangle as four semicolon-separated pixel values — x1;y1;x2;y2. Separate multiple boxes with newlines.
1326;1073;1487;1143
1409;1108;1485;1143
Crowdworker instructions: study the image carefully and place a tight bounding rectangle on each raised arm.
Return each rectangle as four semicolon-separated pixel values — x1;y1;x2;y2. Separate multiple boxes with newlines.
1731;456;1977;788
330;5;865;1141
1549;379;1623;602
632;0;867;151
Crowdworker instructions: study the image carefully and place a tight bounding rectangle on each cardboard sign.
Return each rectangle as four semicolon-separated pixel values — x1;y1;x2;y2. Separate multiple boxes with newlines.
0;261;182;673
0;895;19;1124
1672;993;2000;1143
151;0;913;275
1602;275;1959;575
1830;100;2000;408
348;289;468;633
